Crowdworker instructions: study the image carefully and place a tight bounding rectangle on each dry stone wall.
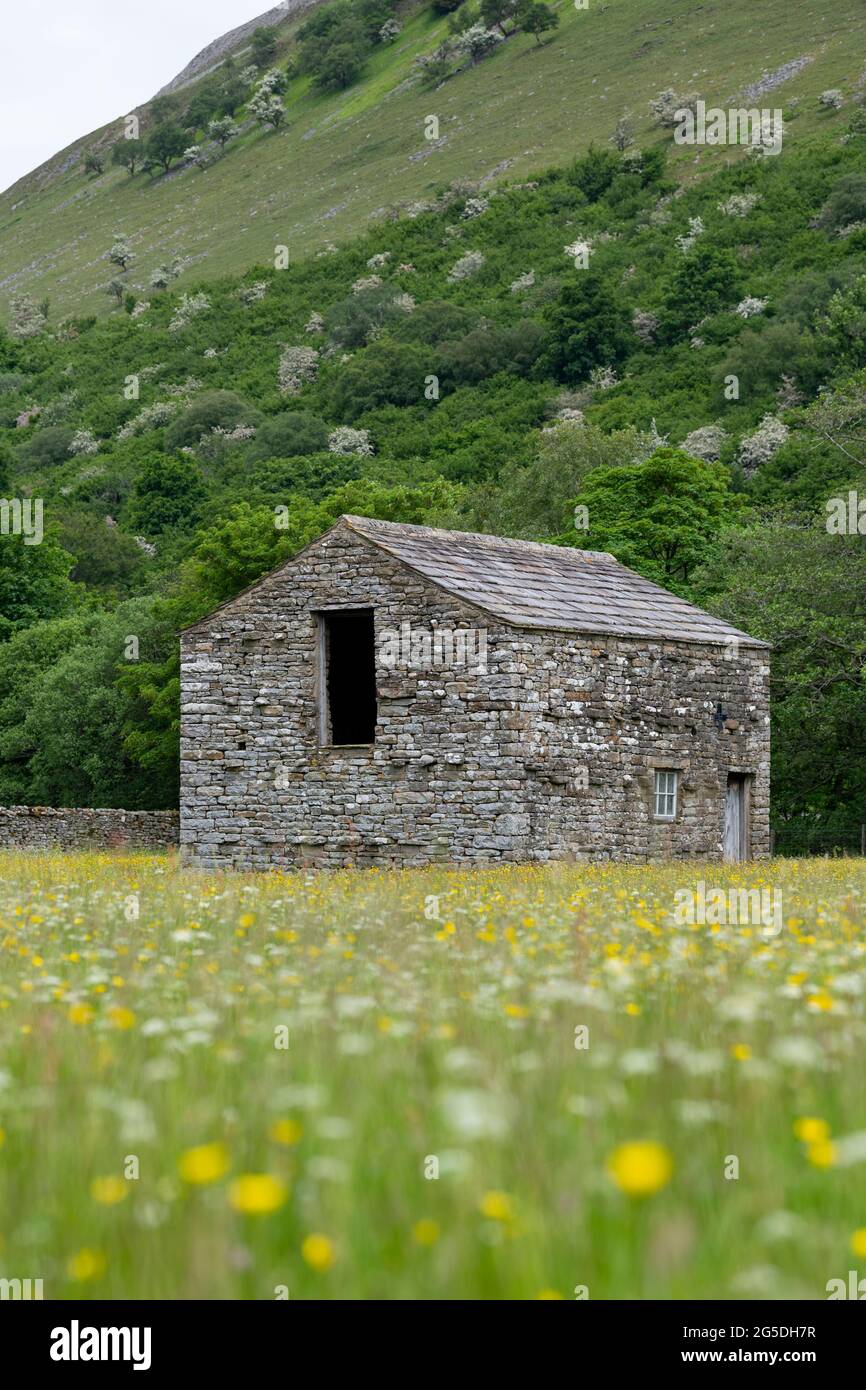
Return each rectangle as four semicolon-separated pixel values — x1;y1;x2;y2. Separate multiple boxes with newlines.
0;806;179;852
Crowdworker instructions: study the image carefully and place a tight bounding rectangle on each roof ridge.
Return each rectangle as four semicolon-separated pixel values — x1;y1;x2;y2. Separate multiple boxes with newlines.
341;514;615;563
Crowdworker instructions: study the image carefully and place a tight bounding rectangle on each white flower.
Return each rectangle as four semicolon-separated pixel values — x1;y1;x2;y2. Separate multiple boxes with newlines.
632;308;658;344
169;292;211;333
590;365;619;391
69;429;99;457
735;295;768;318
682;424;728;461
237;281;268;305
328;426;373;456
305;311;325;334
718;192;761;217
564;237;593;263
278;345;319;394
366;252;392;270
461;196;489;219
510;270;535;293
249;90;285;128
117;400;180;440
676;216;705;253
737;415;789;473
447;250;485;281
352;275;382;294
9;294;46;340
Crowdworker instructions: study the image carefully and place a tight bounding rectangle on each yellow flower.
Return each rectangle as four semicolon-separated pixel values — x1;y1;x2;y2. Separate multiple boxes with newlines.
730;1043;752;1062
536;1288;564;1299
91;1176;127;1206
807;1140;837;1169
0;1126;5;1146
625;1002;641;1016
504;1003;528;1019
606;1141;673;1197
808;990;834;1012
412;1219;440;1246
479;1190;514;1222
68;1002;95;1025
108;1005;136;1030
850;1228;866;1259
67;1248;107;1282
269;1118;303;1146
302;1233;336;1271
229;1174;287;1215
794;1117;830;1145
239;913;256;929
178;1141;230;1185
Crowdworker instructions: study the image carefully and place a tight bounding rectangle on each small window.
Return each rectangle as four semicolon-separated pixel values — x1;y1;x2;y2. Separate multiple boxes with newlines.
653;769;678;820
317;609;377;745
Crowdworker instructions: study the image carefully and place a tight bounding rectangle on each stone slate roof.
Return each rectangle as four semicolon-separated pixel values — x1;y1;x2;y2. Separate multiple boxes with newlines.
342;515;769;648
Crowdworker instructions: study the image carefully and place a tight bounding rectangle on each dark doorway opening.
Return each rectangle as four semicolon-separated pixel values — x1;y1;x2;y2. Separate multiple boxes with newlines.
320;609;377;745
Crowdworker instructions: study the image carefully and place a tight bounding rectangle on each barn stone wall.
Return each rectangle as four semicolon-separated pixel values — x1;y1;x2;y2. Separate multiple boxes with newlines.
0;806;179;852
180;526;770;870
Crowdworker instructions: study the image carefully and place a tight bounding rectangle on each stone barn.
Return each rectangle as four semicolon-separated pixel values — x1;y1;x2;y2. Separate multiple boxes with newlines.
180;515;770;870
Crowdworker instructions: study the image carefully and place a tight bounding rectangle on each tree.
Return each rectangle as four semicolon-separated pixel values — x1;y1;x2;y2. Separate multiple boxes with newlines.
480;0;517;35
312;42;367;91
660;243;741;339
165;391;259;451
610;115;634;152
567;447;738;589
245;411;330;462
693;522;866;848
456;23;501;65
516;0;558;43
821;276;866;370
145;121;187;173
149;94;181;124
251;25;279;67
9;293;47;341
568;144;621;202
0;527;79;642
109;233;134;270
22;426;76;468
541;273;633;384
479;423;658;537
124;455;207;536
0;600;172;808
111;141;143;176
249;89;286;129
208;116;240;149
83;149;104;176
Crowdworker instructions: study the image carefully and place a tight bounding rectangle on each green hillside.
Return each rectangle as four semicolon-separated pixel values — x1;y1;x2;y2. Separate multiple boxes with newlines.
1;0;864;318
0;0;866;853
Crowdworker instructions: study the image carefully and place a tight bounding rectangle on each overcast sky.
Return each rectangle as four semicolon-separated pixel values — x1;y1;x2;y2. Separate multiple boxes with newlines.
0;1;272;193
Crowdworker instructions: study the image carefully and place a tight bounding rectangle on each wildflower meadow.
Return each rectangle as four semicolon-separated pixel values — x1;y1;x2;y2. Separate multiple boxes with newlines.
1;850;865;1300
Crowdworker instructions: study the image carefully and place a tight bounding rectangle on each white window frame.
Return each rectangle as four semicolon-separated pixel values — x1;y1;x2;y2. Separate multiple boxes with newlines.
653;769;678;821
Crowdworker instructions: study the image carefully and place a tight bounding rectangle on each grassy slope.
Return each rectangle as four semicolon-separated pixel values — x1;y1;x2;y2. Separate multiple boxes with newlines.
1;0;864;319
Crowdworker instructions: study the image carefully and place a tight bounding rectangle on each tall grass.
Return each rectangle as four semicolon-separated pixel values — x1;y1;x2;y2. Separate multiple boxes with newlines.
0;851;864;1299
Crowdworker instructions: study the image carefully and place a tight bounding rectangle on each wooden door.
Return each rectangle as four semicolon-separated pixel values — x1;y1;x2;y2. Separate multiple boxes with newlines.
724;774;748;862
